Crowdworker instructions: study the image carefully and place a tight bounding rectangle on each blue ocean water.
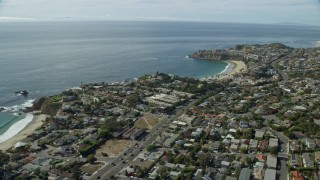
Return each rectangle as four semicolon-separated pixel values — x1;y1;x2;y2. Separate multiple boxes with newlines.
0;21;319;137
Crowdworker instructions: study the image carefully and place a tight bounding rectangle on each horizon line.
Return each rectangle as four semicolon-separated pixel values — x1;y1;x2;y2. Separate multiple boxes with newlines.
0;16;319;27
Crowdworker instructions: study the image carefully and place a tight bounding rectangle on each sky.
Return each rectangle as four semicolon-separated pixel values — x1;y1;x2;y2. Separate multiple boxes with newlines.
0;0;319;25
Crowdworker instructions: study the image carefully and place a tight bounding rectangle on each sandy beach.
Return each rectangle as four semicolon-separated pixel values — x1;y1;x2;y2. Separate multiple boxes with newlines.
0;114;48;151
201;60;247;81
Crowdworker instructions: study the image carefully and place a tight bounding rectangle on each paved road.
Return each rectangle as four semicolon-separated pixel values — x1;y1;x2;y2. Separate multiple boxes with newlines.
278;157;288;180
89;99;198;180
269;50;292;81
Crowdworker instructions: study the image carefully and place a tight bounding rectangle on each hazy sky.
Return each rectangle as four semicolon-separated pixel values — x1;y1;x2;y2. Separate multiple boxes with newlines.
0;0;319;25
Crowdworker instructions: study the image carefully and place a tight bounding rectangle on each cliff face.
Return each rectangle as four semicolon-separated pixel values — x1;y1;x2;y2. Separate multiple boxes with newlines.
30;97;61;116
40;98;62;116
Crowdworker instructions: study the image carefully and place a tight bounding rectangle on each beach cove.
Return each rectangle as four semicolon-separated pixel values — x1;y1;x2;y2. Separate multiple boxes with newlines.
0;114;48;151
200;60;247;81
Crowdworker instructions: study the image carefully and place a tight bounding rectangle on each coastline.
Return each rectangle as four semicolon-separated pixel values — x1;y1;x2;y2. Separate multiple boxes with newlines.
0;114;48;151
200;60;246;81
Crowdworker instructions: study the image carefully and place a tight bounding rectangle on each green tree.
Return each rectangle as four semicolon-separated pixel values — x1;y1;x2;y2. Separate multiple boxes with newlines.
34;167;41;176
135;166;145;178
240;147;248;154
98;128;111;139
269;147;278;155
146;144;158;152
87;154;96;164
0;151;9;167
157;166;168;179
198;153;211;168
245;157;254;165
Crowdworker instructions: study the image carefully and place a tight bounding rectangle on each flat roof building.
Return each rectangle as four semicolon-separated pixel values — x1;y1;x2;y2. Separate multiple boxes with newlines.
264;169;276;180
266;155;277;169
239;168;252;180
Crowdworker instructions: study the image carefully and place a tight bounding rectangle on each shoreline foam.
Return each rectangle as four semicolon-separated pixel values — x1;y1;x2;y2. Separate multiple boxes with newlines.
2;99;35;112
0;113;34;143
0;114;48;151
200;60;246;81
218;62;230;75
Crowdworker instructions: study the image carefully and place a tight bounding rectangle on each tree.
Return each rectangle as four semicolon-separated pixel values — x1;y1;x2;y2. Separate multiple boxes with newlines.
198;153;211;168
71;162;82;180
240;147;248;154
34;167;41;176
87;154;96;164
135;166;145;178
98;128;111;139
174;154;185;164
245;157;254;165
269;147;278;155
157;166;168;179
146;144;158;152
0;151;9;167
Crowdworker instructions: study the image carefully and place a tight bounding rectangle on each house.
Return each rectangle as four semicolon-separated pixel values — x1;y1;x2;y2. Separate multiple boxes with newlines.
264;169;276;180
178;114;196;124
253;162;265;180
302;153;314;167
291;154;303;167
221;161;230;168
212;141;221;152
214;173;223;180
175;164;185;169
191;128;203;138
239;168;252;180
290;140;300;152
256;154;267;162
165;163;175;169
169;171;180;179
230;139;240;153
266;155;277;169
194;169;203;179
258;140;269;152
229;144;238;153
302;138;317;150
163;134;179;147
290;170;304;180
249;139;258;151
231;139;240;145
240;143;249;151
146;151;165;161
210;129;219;138
148;166;160;180
269;138;278;148
223;139;231;146
240;120;249;128
255;129;265;139
203;172;215;180
23;163;41;173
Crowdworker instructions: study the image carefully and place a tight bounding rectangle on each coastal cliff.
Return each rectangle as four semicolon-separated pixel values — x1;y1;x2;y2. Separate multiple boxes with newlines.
30;96;62;116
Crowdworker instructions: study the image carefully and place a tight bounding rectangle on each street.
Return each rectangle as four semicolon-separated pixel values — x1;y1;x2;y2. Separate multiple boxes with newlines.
89;99;198;179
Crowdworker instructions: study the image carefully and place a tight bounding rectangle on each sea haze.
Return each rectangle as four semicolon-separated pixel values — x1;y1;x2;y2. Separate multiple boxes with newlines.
0;21;319;108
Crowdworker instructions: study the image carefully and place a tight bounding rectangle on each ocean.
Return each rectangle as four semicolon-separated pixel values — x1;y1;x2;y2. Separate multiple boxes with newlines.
0;21;319;142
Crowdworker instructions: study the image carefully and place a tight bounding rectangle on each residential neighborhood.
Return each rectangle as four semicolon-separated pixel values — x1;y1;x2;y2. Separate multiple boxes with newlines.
0;43;320;180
